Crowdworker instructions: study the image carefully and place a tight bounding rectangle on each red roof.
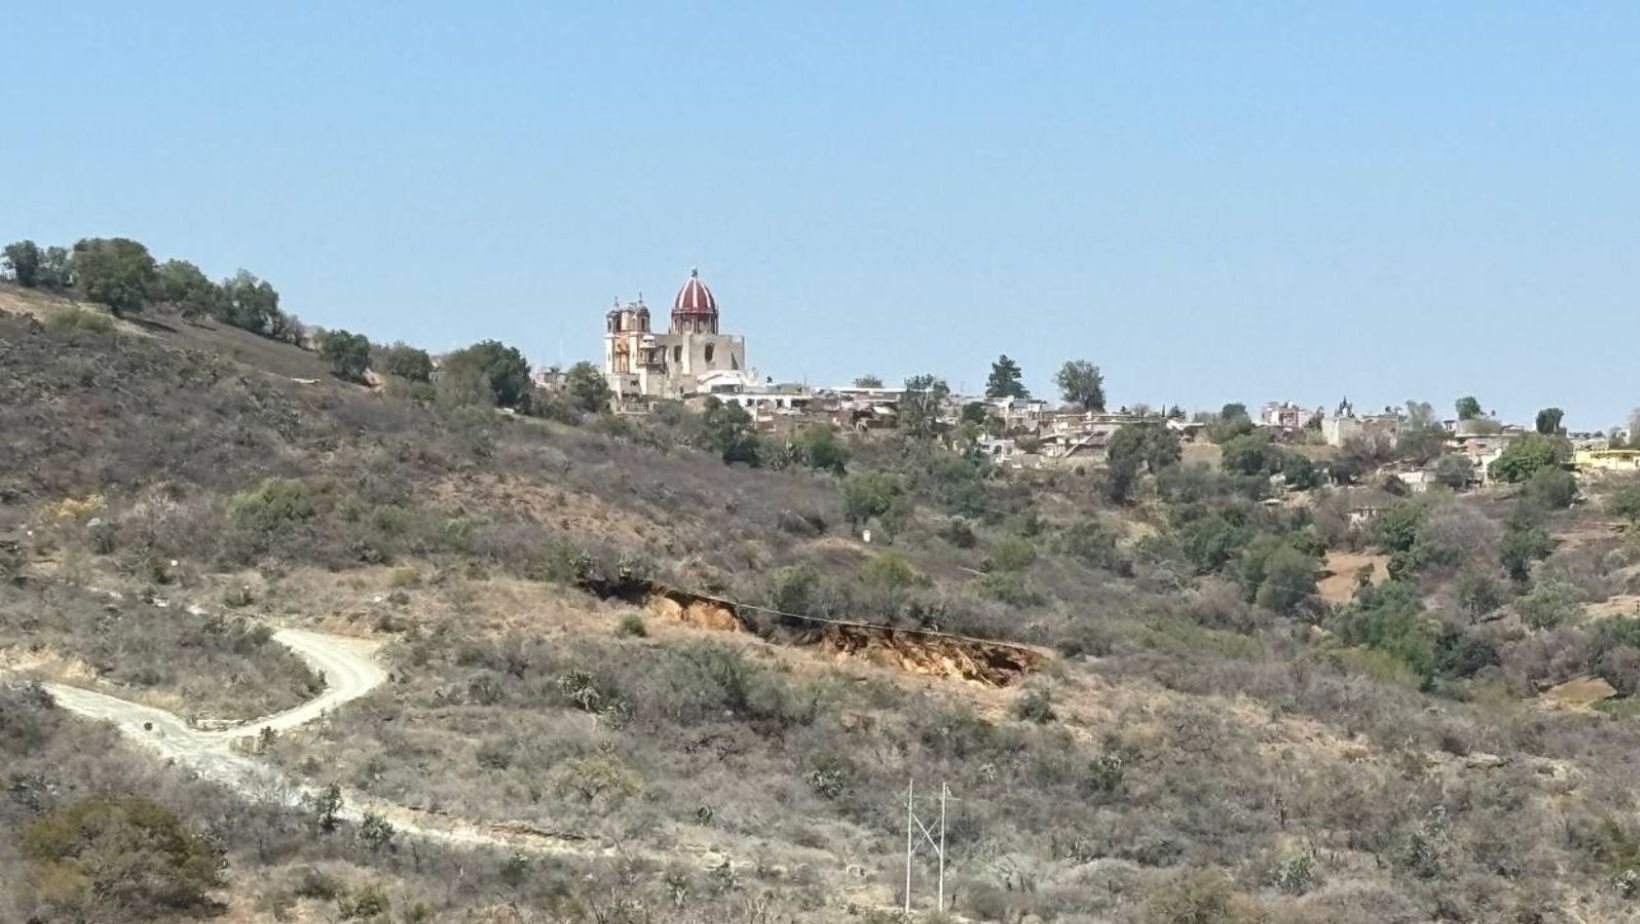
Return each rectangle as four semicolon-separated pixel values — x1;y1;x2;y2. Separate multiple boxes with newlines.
672;268;718;316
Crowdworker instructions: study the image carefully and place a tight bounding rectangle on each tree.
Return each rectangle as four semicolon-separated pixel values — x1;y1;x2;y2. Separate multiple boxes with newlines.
853;374;883;388
1396;400;1447;464
563;361;612;413
3;239;42;286
985;354;1029;400
1104;422;1181;502
1282;453;1322;490
218;269;282;334
1535;407;1565;435
1220;431;1281;476
1054;360;1106;411
841;473;899;527
1207;404;1255;443
1488;433;1566;484
899;374;950;441
154;259;222;319
1455;396;1483;420
700;398;760;465
21;796;224;920
1254;545;1319;615
379;342;434;382
71;237;157;316
1432;454;1474;490
318;329;371;382
443;340;532;409
794;424;850;474
38;245;73;288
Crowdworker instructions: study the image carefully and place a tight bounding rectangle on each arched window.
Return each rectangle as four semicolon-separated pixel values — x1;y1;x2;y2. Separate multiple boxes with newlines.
673;345;682;364
704;343;715;363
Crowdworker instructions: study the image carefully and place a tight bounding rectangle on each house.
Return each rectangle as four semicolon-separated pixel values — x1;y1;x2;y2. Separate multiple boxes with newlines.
1573;448;1640;476
1260;401;1318;432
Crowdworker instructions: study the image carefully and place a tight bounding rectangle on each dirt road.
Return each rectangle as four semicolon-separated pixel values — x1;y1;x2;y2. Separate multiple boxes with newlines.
28;626;610;856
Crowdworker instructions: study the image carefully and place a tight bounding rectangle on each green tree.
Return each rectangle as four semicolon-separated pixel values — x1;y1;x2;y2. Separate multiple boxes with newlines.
1254;545;1319;615
71;237;157;316
218;269;282;334
443;340;532;409
794;423;850;474
1396;400;1447;464
1523;466;1577;509
700;398;760;465
38;245;73;288
853;374;883;388
841;473;899;527
563;361;612;413
379;342;434;382
1105;422;1182;502
1455;396;1483;420
1535;407;1565;435
1516;578;1585;630
1488;433;1567;484
1054;359;1106;411
898;374;950;441
3;239;43;286
154;259;222;319
1207;404;1255;443
1220;431;1281;476
1432;454;1474;490
21;797;224;920
985;354;1029;399
1282;453;1322;490
318;329;371;382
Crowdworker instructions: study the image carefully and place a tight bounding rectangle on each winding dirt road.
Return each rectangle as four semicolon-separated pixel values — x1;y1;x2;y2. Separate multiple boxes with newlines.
29;626;607;856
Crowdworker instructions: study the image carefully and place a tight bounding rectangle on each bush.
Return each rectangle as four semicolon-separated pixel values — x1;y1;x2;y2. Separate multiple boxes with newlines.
1489;434;1567;484
938;517;978;549
861;551;918;589
1014;687;1055;724
1516;578;1585;630
1608;481;1640;523
990;536;1038;572
227;478;317;533
1523;466;1577;509
615;611;648;638
46;304;116;336
1058;517;1124;572
21;797;224;920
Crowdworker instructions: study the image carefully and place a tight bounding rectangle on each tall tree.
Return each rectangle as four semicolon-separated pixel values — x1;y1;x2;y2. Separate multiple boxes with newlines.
899;374;950;441
1455;396;1483;420
2;240;42;287
219;269;282;334
852;374;883;388
1396;400;1447;464
563;361;612;413
71;237;157;316
38;246;73;289
1054;360;1106;411
443;340;532;409
155;259;222;319
379;342;434;382
318;329;371;382
984;355;1029;400
1535;407;1564;435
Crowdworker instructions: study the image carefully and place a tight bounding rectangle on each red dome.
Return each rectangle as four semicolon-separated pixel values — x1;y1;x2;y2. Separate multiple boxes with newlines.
672;268;718;316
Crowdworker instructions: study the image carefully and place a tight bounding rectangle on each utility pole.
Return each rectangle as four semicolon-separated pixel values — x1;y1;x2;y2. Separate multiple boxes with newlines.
903;778;953;915
904;778;915;914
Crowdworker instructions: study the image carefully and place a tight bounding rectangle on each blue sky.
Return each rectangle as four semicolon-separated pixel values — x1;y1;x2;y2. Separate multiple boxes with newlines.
3;3;1636;428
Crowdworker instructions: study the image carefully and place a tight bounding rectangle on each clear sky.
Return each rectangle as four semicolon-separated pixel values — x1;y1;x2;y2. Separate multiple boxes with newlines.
3;3;1636;428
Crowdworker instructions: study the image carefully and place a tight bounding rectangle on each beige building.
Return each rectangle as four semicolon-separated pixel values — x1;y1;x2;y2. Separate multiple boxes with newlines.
603;269;748;400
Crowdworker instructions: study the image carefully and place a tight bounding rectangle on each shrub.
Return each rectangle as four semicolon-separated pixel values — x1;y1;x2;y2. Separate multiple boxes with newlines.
21;797;224;920
861;551;918;589
1523;466;1577;509
1455;570;1504;617
1516;578;1585;630
615;611;648;638
1058;517;1124;571
46;304;116;335
939;517;978;549
1273;850;1323;896
1609;481;1640;523
545;753;645;808
1488;434;1567;484
339;884;390;920
1014;687;1055;724
226;478;316;534
990;536;1038;572
842;473;899;527
1143;868;1257;924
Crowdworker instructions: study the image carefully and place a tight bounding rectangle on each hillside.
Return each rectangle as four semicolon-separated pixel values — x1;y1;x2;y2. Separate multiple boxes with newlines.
6;283;1640;924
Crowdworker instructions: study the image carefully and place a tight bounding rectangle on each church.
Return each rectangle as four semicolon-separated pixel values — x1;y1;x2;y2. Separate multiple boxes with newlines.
602;268;749;399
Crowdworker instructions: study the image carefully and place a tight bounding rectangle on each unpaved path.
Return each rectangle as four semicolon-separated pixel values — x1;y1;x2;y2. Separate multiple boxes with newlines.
26;627;610;857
